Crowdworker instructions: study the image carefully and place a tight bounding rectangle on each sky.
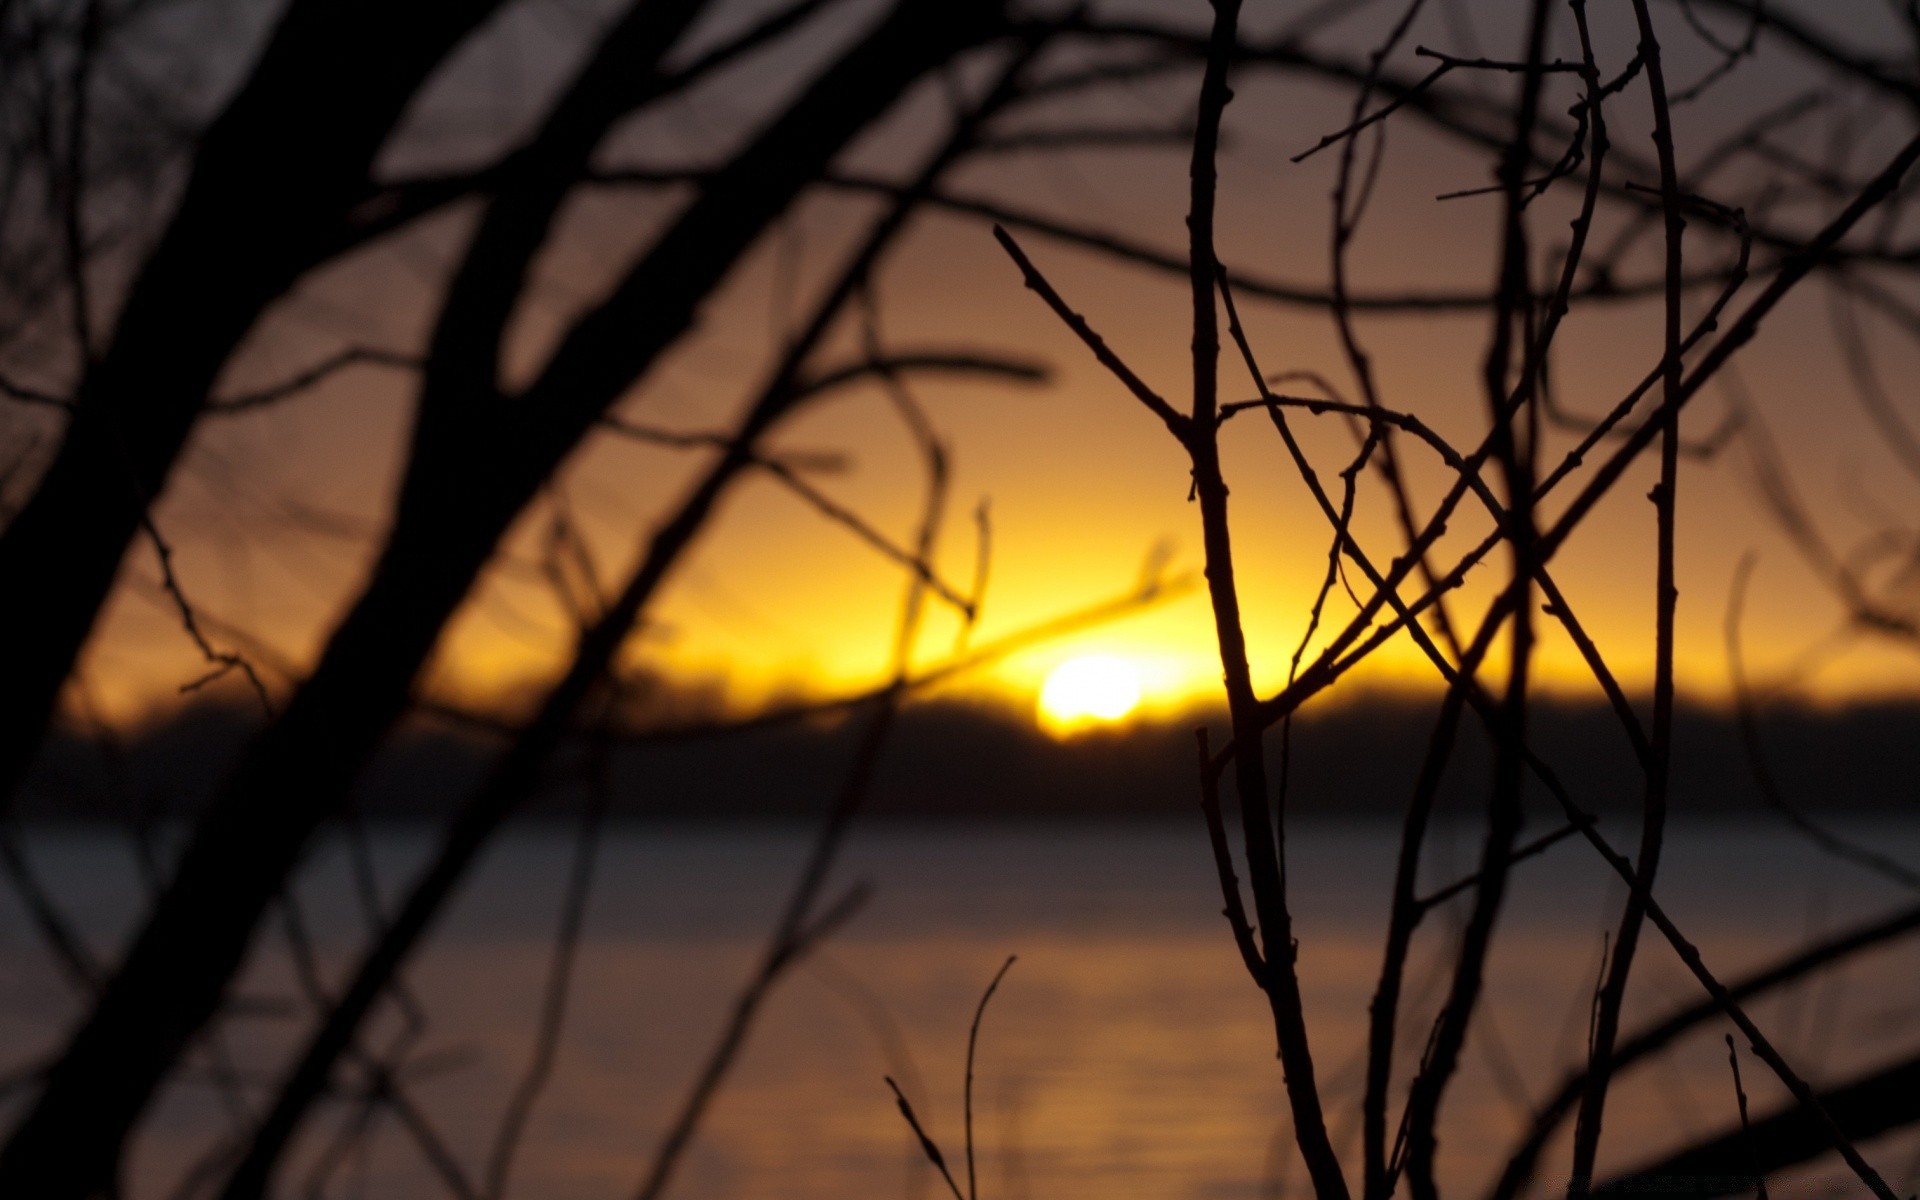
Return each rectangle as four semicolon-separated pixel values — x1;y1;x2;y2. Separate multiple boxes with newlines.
15;0;1920;731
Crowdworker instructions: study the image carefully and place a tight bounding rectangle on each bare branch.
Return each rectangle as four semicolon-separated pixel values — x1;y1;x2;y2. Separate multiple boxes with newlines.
1725;555;1920;888
206;347;420;414
138;513;272;715
964;955;1015;1200
1489;897;1920;1200
752;454;976;620
990;224;1190;439
0;370;69;408
975;123;1194;154
1724;1034;1770;1200
886;1077;965;1200
795;350;1049;398
1196;728;1265;988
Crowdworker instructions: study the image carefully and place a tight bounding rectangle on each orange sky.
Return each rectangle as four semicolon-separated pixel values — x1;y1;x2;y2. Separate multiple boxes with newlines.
34;1;1920;730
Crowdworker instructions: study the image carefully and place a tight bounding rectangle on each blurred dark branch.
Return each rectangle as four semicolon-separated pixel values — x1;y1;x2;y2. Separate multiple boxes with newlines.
8;7;996;1198
597;416;814;460
751;451;976;620
0;369;69;407
1397;1;1555;1183
0;820;102;993
1413;822;1580;911
1725;556;1920;888
1219;179;1751;769
419;556;1189;745
251;847;469;1200
120;578;305;688
1738;394;1919;638
477;723;614;1200
763;565;1174;699
1415;44;1583;73
292;1056;477;1200
1381;130;1920;726
1012;52;1185;101
1669;0;1762;103
59;0;100;365
1539;384;1744;461
795;350;1048;398
974;123;1194;154
1723;1035;1768;1200
1354;611;1906;1200
334;0;841;254
1828;280;1920;487
1680;0;1920;107
579;167;1718;312
596;350;1046;459
0;0;517;849
1489;897;1920;1200
1594;1051;1920;1198
1335;120;1920;1200
1290;40;1589;166
206;347;421;414
1587;88;1820;273
1059;10;1920;292
601;413;979;617
632;336;961;1199
883;956;1018;1200
207;24;1039;1198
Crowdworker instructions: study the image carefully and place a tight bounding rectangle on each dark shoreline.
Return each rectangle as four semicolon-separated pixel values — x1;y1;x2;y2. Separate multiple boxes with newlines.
21;693;1920;822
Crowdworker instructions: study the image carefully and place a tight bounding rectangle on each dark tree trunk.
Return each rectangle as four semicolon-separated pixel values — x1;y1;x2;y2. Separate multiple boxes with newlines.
0;3;1003;1194
0;0;505;813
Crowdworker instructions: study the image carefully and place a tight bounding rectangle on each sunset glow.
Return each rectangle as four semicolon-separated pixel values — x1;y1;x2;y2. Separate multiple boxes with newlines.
1038;654;1143;734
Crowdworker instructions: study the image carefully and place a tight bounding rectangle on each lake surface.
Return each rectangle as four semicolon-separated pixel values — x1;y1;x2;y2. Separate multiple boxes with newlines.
3;818;1918;1199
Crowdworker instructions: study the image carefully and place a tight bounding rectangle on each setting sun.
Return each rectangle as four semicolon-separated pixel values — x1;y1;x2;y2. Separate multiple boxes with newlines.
1038;655;1143;734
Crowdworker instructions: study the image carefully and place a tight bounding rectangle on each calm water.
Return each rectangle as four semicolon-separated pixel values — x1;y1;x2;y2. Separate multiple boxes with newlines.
3;819;1919;1199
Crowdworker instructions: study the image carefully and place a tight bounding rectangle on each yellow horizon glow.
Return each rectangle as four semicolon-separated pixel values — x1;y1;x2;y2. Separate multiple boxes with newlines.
63;321;1920;732
74;568;1920;734
1038;654;1143;735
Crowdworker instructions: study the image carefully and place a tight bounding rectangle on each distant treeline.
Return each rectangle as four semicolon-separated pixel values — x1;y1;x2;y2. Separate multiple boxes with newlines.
19;692;1920;822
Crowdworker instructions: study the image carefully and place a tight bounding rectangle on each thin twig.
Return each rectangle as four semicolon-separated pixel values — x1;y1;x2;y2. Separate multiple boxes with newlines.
990;225;1189;439
1726;1034;1771;1200
965;955;1016;1200
139;512;273;715
887;1077;965;1200
1487;895;1920;1200
1571;2;1689;1186
1197;728;1265;987
1725;555;1920;888
205;347;421;414
1181;2;1347;1196
0;370;69;407
477;740;610;1199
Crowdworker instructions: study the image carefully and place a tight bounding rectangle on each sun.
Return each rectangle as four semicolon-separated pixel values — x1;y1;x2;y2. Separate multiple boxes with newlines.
1038;655;1142;734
